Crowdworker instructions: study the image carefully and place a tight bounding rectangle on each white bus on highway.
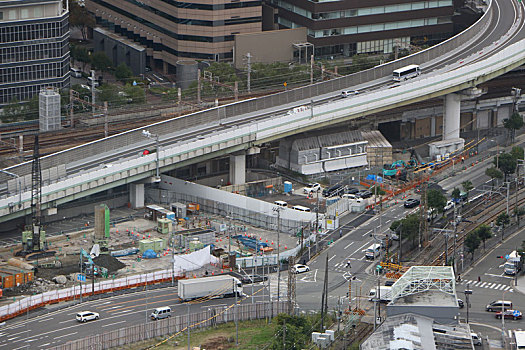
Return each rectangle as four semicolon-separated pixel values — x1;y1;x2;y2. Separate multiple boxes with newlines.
393;64;421;81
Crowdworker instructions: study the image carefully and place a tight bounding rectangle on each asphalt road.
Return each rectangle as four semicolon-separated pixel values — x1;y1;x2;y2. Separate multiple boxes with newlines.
456;227;525;349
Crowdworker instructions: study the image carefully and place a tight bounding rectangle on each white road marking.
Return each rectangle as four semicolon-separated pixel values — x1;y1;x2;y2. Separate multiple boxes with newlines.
352;242;370;256
39;343;51;348
7;337;19;341
102;320;126;328
54;332;77;340
111;309;134;316
328;255;337;262
344;242;354;249
38;317;54;322
58;320;71;324
362;230;371;237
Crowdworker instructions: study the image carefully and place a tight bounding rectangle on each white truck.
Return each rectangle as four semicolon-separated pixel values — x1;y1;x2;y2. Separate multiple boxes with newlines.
368;286;392;303
177;275;243;302
504;251;523;275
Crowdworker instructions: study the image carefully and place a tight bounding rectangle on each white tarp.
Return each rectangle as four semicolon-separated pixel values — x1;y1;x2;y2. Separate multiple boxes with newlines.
172;245;220;275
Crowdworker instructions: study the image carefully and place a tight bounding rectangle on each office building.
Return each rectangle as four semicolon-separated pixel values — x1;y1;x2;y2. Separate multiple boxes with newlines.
86;0;263;73
268;0;456;57
0;0;70;106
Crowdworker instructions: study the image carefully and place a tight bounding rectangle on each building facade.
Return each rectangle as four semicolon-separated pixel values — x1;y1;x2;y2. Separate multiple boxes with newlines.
0;0;70;106
86;0;263;73
268;0;456;57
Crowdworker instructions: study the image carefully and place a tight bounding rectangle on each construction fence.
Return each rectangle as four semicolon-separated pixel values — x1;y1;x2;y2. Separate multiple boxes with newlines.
49;301;288;350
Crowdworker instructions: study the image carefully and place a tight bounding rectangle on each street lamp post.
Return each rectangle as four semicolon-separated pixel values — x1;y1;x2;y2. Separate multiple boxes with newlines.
272;207;282;302
464;284;472;324
142;130;160;181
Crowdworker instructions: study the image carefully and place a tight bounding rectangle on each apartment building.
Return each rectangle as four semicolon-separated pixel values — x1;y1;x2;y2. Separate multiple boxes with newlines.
0;0;70;106
268;0;456;57
86;0;262;73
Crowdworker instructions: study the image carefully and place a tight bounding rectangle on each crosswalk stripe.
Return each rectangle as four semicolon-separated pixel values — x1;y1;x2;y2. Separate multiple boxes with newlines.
488;283;496;289
480;282;487;288
504;286;511;291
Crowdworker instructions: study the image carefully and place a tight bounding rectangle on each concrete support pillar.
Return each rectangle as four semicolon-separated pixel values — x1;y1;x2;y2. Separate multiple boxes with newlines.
130;183;144;209
430;116;436;137
443;93;461;140
163;61;169;75
229;152;246;185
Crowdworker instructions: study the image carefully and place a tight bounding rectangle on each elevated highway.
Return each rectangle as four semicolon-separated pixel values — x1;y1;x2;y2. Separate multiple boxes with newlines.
1;0;525;224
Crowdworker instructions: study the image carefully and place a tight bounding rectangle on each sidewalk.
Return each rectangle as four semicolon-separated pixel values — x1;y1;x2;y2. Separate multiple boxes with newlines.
513;275;525;295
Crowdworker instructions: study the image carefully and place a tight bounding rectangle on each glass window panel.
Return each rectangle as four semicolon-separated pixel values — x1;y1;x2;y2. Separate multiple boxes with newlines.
9;10;17;20
21;9;29;18
357;24;371;33
371;23;384;32
429;1;439;7
411;19;424;26
370;6;384;14
398;3;410;11
412;2;425;9
385;22;398;30
343;26;357;34
357;8;371;15
385;5;397;12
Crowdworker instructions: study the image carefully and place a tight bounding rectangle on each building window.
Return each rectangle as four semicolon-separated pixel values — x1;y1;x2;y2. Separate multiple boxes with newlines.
21;9;29;19
9;10;17;20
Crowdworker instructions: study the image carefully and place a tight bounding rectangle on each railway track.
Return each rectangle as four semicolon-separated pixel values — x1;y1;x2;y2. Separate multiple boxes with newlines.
421;187;525;266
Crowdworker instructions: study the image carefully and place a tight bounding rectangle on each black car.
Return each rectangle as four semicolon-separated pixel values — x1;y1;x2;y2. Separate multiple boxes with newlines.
240;274;268;284
345;187;360;195
357;190;373;199
457;298;464;308
385;280;395;287
404;198;421;208
322;184;345;198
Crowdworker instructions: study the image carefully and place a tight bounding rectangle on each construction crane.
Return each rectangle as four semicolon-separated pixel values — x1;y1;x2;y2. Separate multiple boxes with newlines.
18;135;53;259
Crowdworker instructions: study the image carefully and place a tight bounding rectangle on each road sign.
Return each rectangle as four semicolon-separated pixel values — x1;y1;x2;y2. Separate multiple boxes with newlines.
77;274;86;282
505;254;510;259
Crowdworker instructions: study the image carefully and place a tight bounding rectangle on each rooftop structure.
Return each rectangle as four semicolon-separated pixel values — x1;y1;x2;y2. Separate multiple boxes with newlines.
391;266;456;303
361;313;474;350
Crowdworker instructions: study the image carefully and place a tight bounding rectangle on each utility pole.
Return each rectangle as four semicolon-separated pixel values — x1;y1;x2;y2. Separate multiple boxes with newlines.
69;89;74;128
187;303;190;350
287;255;296;314
90;70;96;116
234;280;239;345
197;69;201;104
507;181;510;214
246;53;252;93
103;101;108;138
272;207;282;302
453;203;458;273
310;55;314;85
315;188;320;253
320;254;328;332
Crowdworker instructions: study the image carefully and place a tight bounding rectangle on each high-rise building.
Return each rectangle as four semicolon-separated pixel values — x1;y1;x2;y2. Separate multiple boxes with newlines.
0;0;70;106
267;0;456;58
86;0;262;73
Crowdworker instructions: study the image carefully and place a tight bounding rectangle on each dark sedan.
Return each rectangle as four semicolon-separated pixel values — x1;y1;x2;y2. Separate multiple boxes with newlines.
240;274;268;284
404;198;421;208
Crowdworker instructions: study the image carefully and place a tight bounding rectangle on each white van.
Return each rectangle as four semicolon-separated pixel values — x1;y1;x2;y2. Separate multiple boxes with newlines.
365;244;381;259
514;330;525;349
471;333;482;346
274;200;288;208
292;205;311;212
70;67;82;78
151;306;171;320
87;76;99;87
341;90;359;97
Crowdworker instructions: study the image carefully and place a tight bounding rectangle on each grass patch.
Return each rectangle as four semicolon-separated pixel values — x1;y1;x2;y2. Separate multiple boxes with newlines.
115;319;276;350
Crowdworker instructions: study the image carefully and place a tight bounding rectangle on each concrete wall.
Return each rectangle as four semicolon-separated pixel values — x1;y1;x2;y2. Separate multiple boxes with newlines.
233;28;307;68
386;304;460;325
93;27;146;76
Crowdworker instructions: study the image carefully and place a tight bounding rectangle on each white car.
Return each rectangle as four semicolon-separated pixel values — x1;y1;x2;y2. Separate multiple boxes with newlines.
303;183;321;194
76;311;100;322
444;200;454;211
292;264;310;274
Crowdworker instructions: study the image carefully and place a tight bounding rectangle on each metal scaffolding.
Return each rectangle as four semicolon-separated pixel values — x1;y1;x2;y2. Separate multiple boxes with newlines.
390;266;456;303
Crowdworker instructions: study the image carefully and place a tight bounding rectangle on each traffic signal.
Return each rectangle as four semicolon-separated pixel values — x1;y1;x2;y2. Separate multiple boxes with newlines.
496;256;505;259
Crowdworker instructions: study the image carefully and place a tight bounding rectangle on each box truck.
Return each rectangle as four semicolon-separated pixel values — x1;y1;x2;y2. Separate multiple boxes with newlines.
368;286;392;303
178;275;243;302
504;251;523;275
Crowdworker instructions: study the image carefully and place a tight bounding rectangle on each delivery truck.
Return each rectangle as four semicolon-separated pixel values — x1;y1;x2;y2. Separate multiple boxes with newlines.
178;275;243;302
504;251;523;275
368;286;392;303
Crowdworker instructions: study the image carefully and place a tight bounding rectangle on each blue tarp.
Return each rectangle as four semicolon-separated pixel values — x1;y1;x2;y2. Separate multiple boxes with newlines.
366;174;384;183
142;249;158;259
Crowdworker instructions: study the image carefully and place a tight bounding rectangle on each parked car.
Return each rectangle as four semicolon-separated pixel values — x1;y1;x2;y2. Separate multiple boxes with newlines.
384;280;395;287
341;90;359;97
345;187;360;195
404;198;421;208
471;332;482;346
240;274;268;284
444;200;454;211
322;184;345;198
292;264;310;274
496;310;522;320
76;311;100;322
390;233;399;241
303;183;321;194
356;190;373;199
457;298;464;308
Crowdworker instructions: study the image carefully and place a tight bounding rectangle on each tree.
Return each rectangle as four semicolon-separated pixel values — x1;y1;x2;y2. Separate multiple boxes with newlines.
271;313;314;350
1;98;24;123
401;213;420;247
71;45;90;71
123;84;146;104
90;52;113;73
68;0;95;40
390;220;401;233
427;189;447;218
461;180;473;201
451;187;461;202
476;224;492;251
115;63;133;82
503;112;524;144
485;167;503;188
464;231;480;260
510;146;524;161
495;152;517;181
496;212;510;241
